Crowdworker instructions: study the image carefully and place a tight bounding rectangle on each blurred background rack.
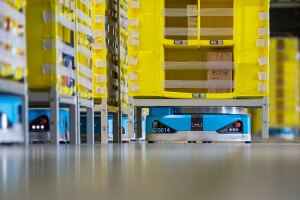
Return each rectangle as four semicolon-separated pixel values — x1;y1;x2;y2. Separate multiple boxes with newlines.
0;0;28;144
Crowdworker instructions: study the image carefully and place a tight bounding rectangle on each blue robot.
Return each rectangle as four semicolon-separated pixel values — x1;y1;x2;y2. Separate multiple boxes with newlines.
29;109;70;143
146;107;251;143
269;128;297;140
0;95;24;143
80;115;129;141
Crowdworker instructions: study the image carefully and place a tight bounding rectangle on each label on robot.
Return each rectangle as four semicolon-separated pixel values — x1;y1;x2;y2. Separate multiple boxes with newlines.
217;120;243;134
191;114;203;131
152;120;177;134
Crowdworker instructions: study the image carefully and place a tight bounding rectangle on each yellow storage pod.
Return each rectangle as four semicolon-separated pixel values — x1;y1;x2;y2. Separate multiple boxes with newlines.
92;0;107;100
0;0;27;81
269;38;299;129
27;0;76;96
128;0;269;99
299;54;300;131
76;0;93;99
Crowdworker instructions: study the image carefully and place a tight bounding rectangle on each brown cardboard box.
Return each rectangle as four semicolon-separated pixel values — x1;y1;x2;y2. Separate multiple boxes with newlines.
187;5;198;17
188;16;198;39
277;89;284;98
207;52;233;93
277;39;284;51
188;26;197;40
277;114;284;124
188;16;198;27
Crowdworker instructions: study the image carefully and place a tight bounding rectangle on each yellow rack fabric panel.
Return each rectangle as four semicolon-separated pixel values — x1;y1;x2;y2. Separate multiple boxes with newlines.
234;0;269;98
269;39;277;128
128;0;270;99
269;38;299;128
0;0;27;81
76;0;93;99
27;0;76;96
92;0;107;99
299;56;300;129
252;109;262;135
127;0;163;97
245;108;262;135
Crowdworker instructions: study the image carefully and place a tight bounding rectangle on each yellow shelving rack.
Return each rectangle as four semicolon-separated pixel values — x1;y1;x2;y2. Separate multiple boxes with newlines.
92;0;107;100
0;0;28;144
26;0;95;145
75;0;95;144
76;0;93;99
127;0;269;99
91;0;111;143
250;38;299;138
92;0;129;143
0;0;27;81
120;0;129;110
270;38;299;134
298;52;300;136
27;0;76;96
92;0;122;106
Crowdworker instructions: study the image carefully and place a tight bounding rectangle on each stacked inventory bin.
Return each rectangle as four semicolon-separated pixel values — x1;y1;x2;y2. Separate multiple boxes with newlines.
92;0;107;101
27;0;76;96
76;0;93;99
0;0;27;81
127;0;269;99
269;38;299;133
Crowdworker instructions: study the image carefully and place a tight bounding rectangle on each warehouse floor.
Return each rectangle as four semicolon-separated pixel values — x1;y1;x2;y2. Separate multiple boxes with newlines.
1;143;300;200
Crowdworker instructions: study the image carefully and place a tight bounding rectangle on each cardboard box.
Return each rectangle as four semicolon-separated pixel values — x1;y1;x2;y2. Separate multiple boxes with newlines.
187;5;198;40
187;5;198;17
277;89;284;98
188;16;198;27
277;114;284;124
207;52;233;93
277;39;284;51
188;27;197;40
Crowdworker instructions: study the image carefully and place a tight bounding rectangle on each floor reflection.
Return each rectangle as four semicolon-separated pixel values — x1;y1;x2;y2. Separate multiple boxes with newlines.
1;144;300;200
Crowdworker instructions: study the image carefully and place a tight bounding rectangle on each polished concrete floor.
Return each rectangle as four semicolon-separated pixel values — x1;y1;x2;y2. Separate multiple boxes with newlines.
1;143;300;200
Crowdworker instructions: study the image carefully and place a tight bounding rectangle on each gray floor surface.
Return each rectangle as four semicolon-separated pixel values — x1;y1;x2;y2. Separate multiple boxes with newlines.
1;143;300;200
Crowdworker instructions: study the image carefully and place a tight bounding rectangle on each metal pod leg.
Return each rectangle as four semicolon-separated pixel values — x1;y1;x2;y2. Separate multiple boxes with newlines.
50;88;59;145
127;97;135;140
77;100;81;144
136;107;143;142
86;106;95;144
69;102;79;145
101;99;108;144
113;113;121;143
22;92;29;146
262;96;269;139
